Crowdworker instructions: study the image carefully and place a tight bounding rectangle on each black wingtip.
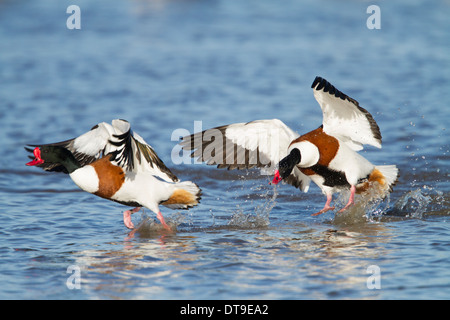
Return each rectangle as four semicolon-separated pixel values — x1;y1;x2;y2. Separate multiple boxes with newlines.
312;76;336;95
312;76;348;100
311;76;324;89
312;76;382;145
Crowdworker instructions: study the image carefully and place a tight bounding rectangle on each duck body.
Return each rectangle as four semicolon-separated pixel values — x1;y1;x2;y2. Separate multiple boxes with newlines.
26;119;201;229
289;126;374;190
180;76;398;215
67;156;162;208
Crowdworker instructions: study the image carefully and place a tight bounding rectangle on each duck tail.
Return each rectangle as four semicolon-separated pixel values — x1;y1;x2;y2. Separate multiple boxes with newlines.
356;165;399;196
374;165;399;192
161;181;202;209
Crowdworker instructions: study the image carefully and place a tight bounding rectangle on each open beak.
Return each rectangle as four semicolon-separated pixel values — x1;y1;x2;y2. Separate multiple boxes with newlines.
26;147;44;166
271;170;282;185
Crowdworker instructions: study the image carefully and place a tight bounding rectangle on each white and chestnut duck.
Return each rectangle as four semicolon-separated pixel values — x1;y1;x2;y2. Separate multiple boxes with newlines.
180;76;398;216
26;119;201;229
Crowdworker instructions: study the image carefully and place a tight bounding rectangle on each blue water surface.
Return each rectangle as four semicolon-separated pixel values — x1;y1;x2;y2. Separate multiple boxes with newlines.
0;0;449;300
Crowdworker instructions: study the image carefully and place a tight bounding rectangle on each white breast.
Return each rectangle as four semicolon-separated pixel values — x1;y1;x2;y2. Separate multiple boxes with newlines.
69;166;99;194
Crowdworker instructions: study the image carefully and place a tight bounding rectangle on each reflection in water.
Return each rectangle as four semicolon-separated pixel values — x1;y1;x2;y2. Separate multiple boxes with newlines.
74;234;200;299
72;216;394;299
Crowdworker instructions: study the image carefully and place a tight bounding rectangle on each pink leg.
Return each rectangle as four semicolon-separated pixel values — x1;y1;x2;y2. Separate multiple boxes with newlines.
312;193;335;216
338;185;356;213
123;207;141;229
156;211;171;230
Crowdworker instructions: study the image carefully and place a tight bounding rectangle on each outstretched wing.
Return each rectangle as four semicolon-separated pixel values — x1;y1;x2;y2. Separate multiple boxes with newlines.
180;119;311;191
109;119;179;182
312;76;382;151
26;119;178;182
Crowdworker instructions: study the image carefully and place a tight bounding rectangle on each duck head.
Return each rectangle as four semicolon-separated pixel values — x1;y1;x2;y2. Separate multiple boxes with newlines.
272;148;301;184
26;146;80;173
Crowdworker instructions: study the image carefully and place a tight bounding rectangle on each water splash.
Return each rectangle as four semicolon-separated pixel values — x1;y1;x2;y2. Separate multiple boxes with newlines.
332;187;393;224
332;183;449;224
227;181;278;228
390;186;446;218
392;189;431;218
334;183;447;223
132;210;187;236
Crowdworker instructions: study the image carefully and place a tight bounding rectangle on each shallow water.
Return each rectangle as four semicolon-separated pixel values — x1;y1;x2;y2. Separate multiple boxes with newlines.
0;0;449;300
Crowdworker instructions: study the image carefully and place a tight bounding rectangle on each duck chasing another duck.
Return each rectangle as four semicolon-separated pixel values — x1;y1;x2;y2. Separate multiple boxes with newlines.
180;76;398;216
26;119;201;230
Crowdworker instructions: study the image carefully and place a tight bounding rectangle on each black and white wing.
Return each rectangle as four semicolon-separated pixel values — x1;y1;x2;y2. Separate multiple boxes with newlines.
180;119;312;192
107;119;179;182
26;119;178;182
25;122;114;173
312;76;382;151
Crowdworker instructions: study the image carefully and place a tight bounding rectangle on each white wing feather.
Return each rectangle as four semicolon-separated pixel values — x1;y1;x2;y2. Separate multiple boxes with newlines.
312;77;382;150
72;122;114;157
181;119;312;192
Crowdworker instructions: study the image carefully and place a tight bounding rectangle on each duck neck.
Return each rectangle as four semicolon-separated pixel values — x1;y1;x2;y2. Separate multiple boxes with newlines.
278;148;301;178
60;151;82;174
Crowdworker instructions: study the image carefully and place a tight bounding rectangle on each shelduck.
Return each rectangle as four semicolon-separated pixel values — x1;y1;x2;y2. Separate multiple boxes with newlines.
26;119;201;229
180;76;398;216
